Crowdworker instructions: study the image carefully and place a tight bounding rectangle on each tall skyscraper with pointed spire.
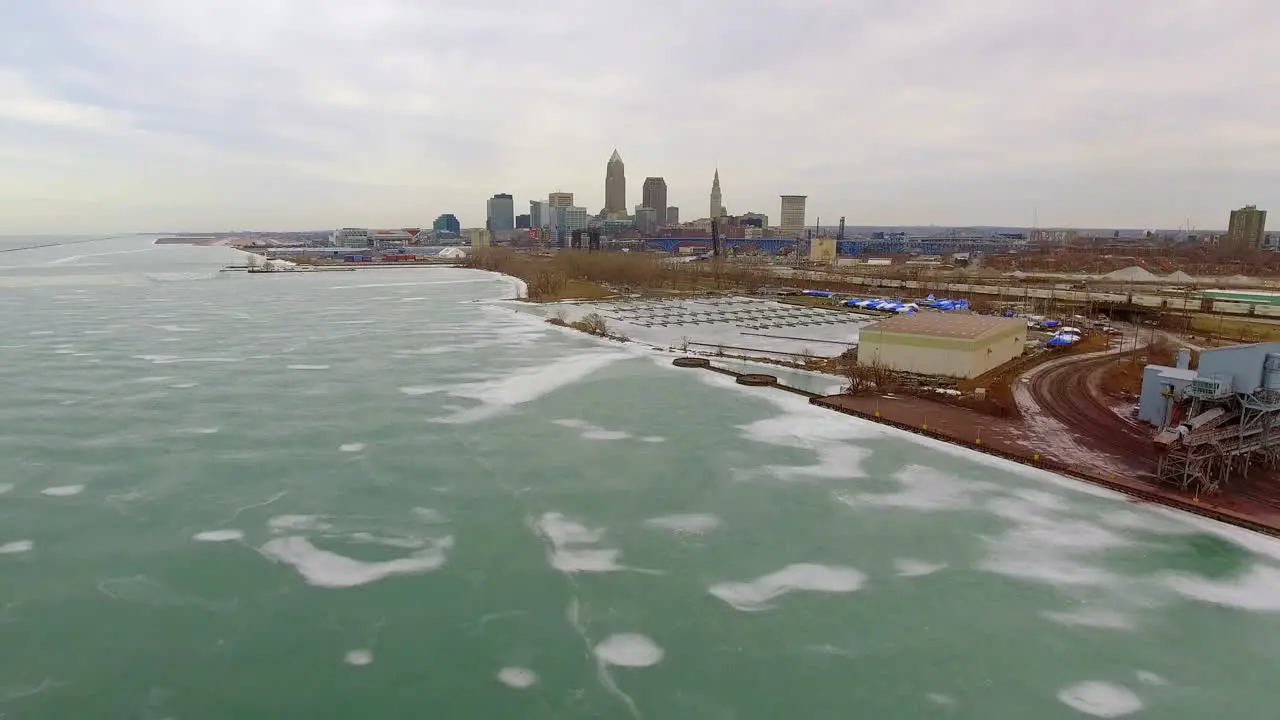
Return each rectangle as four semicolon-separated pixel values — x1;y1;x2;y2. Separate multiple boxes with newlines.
605;149;626;216
709;168;724;219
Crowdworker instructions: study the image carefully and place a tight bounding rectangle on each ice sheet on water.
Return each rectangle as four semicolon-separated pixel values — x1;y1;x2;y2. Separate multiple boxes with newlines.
41;485;85;497
496;667;537;688
192;530;244;543
593;633;664;668
644;513;721;535
709;563;865;612
434;352;632;425
894;558;946;577
260;535;453;588
0;540;34;555
1041;607;1135;630
1056;681;1144;718
553;418;632;441
1161;563;1280;612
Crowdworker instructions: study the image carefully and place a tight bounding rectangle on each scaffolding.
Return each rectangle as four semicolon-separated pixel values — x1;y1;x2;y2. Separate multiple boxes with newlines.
1155;358;1280;494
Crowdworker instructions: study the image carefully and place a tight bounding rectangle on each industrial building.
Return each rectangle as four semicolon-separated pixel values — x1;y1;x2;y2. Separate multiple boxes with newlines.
809;237;836;264
857;314;1026;379
1141;341;1280;494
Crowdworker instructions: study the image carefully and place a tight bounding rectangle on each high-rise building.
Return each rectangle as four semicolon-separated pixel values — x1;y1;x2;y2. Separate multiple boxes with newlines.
642;177;667;225
548;192;574;208
709;169;724;218
1227;205;1267;251
741;212;768;229
486;193;515;232
666;207;679;225
634;205;659;234
432;214;461;236
605;150;626;215
780;195;807;238
530;201;549;228
515;214;531;229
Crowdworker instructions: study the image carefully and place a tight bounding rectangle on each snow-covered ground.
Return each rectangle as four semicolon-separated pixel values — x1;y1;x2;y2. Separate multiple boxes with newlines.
531;296;872;361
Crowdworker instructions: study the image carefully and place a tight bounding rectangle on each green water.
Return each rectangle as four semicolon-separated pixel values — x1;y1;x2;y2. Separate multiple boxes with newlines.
1;236;1279;719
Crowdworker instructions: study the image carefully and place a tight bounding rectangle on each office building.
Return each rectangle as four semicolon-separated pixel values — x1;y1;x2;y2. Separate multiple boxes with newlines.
516;214;531;229
548;192;574;208
709;168;724;218
741;212;768;229
666;206;679;225
642;177;667;224
432;214;460;236
530;201;549;228
486;193;515;232
635;206;659;234
1227;205;1267;251
780;195;807;238
605;150;626;215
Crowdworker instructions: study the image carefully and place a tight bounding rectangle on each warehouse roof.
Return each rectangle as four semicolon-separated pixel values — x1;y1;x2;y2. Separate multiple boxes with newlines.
863;313;1024;341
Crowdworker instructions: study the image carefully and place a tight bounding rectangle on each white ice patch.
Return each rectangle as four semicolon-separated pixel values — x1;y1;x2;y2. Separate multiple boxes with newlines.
412;507;450;524
640;436;666;443
41;485;85;497
436;352;630;424
1056;681;1144;718
261;535;453;588
593;633;664;668
894;559;946;578
156;325;200;332
286;364;330;371
1161;563;1280;612
0;540;34;555
339;443;366;453
344;649;373;666
180;427;219;435
496;667;537;688
709;563;865;612
1042;607;1135;630
193;530;245;543
267;514;331;533
553;418;632;441
533;512;643;574
1135;670;1166;686
977;496;1129;590
0;483;13;495
398;385;444;396
644;513;721;535
168;382;199;389
835;465;993;512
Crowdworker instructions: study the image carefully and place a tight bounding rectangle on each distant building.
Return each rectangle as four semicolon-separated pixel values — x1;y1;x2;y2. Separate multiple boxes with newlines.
642;177;667;224
1227;205;1267;251
333;228;370;247
709;169;724;218
515;214;531;229
666;206;679;225
548;192;574;208
466;228;492;249
780;195;807;238
741;212;768;229
529;201;549;228
634;206;659;234
605;150;626;215
486;194;515;232
858;314;1026;379
432;214;460;236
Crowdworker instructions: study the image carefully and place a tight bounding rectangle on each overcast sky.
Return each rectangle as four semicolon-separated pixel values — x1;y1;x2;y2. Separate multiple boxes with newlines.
2;0;1277;234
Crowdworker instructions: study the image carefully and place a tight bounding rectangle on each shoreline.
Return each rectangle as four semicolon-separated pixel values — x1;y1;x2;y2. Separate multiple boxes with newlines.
481;267;1280;539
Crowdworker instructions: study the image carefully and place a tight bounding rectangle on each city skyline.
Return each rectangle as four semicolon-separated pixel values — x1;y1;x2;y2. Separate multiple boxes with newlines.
2;1;1279;233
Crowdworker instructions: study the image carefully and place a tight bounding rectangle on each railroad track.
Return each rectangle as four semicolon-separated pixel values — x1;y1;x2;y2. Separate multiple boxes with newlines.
1028;352;1158;467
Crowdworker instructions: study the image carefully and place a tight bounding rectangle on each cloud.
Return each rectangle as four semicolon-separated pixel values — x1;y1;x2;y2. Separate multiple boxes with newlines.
1;0;1278;232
